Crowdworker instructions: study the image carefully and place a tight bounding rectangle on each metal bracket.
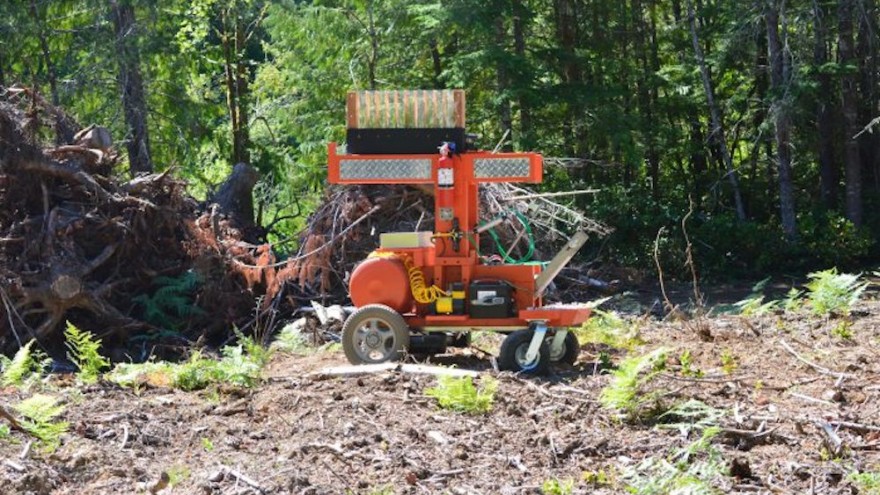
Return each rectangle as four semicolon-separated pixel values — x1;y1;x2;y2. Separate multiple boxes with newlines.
549;329;568;360
522;322;548;370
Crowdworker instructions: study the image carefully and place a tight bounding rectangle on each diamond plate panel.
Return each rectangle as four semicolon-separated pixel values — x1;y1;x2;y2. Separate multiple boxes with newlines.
339;159;432;181
473;158;531;179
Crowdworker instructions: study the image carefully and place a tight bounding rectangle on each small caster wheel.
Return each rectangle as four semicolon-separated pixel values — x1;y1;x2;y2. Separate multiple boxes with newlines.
342;304;410;364
548;331;579;365
498;328;550;374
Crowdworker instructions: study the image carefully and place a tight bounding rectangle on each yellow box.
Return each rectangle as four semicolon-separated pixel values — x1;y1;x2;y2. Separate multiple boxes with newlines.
435;297;453;314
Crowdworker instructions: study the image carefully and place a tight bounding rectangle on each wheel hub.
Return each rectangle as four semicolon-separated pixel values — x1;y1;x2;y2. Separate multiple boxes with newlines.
365;331;381;348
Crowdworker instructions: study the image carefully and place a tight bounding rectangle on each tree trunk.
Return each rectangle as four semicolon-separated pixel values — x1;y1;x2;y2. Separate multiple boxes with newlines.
687;0;747;221
839;0;863;226
28;0;61;143
554;0;581;157
495;14;513;151
234;19;251;166
814;0;837;208
765;0;797;240
512;1;533;149
857;0;879;192
429;38;443;89
211;163;259;234
110;0;153;175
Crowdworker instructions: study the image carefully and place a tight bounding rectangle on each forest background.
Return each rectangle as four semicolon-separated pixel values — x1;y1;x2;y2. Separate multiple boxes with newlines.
2;0;879;281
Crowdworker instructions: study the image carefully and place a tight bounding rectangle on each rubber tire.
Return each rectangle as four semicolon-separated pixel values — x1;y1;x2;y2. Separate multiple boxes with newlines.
548;331;579;365
498;329;550;374
342;304;410;365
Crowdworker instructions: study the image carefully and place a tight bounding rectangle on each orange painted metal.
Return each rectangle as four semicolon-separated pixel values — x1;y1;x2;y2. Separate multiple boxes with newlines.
326;135;587;330
349;257;413;313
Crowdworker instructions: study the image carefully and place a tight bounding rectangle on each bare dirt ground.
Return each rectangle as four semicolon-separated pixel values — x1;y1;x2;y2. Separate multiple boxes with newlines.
1;297;879;495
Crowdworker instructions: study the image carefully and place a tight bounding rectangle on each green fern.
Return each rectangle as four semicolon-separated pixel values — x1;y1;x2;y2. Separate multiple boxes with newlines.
64;322;110;384
599;348;667;417
1;340;49;388
425;376;497;414
110;338;269;391
805;268;868;316
575;310;643;350
13;394;69;452
623;427;726;495
133;270;206;329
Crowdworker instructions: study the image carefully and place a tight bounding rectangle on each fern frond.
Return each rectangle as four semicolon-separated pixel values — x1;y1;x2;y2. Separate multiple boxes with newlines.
14;394;68;451
2;340;48;388
64;322;110;384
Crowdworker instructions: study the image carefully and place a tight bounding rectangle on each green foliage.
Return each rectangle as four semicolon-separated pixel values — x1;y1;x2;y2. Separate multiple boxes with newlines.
133;271;205;329
166;465;191;488
576;311;642;350
782;288;805;312
109;335;270;391
719;350;737;374
848;471;880;495
599;348;667;417
805;268;868;316
541;477;575;495
657;400;725;437
1;341;49;388
271;322;312;354
425;376;497;415
201;437;214;452
13;394;69;452
0;423;10;440
622;428;727;495
831;320;854;340
64;322;110;384
677;350;703;378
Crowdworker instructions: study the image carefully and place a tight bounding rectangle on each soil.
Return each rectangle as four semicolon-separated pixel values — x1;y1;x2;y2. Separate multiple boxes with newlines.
1;298;879;495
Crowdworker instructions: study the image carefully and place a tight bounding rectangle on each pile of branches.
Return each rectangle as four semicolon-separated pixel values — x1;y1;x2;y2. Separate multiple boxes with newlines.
0;87;273;358
280;179;611;305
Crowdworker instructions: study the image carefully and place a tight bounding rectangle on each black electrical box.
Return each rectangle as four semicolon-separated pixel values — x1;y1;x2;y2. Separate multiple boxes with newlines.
346;128;467;155
468;280;513;319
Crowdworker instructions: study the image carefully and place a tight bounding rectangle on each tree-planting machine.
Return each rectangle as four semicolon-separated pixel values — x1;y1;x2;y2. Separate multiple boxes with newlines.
328;90;591;373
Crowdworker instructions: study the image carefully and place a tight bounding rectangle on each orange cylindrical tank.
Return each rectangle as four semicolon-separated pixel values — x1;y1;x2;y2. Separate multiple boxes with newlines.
349;256;413;313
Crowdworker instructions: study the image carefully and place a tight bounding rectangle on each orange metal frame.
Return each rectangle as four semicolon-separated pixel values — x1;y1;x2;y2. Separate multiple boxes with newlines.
327;142;590;329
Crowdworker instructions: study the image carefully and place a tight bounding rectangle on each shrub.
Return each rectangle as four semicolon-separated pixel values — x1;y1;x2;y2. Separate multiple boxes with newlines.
425;376;497;414
805;268;868;316
64;322;110;384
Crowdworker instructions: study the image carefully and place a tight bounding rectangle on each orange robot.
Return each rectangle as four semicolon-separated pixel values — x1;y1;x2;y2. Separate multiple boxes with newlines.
328;90;591;373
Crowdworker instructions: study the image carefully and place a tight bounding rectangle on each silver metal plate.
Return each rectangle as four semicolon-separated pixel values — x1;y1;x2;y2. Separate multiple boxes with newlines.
473;157;531;179
339;159;432;181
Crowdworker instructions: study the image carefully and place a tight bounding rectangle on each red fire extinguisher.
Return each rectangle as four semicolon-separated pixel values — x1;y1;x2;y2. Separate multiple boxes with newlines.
437;142;455;221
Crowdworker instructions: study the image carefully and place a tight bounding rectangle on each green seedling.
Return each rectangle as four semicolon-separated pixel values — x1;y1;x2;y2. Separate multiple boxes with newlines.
425;376;497;415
